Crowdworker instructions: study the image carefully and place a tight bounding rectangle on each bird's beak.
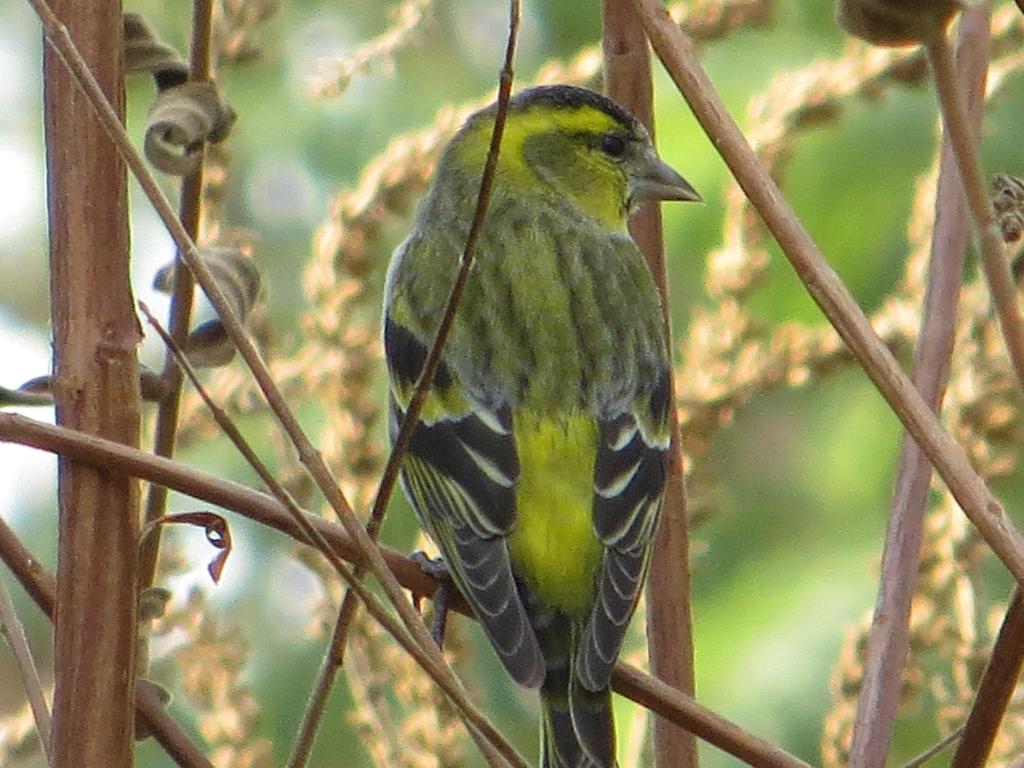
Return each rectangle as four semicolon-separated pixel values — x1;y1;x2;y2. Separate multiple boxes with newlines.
629;154;701;203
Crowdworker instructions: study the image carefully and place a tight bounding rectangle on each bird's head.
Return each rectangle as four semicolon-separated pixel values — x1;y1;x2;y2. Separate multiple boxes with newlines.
448;85;700;229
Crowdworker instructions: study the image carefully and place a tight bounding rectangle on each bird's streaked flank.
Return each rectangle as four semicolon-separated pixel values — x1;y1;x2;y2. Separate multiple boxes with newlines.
384;84;699;768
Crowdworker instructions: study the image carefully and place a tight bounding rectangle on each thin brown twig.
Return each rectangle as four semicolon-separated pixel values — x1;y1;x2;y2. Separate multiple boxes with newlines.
900;724;965;768
369;0;519;589
43;1;140;764
629;0;1024;587
136;304;521;768
849;8;991;766
0;575;52;765
0;411;811;768
601;2;697;767
925;32;1024;392
286;606;354;768
950;588;1024;767
139;0;216;590
24;5;524;766
287;3;520;765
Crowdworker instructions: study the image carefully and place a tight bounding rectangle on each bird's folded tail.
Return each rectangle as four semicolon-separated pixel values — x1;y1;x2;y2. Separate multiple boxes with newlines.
539;650;615;768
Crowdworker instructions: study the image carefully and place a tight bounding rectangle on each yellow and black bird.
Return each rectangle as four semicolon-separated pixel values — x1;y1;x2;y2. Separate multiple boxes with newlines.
384;84;699;768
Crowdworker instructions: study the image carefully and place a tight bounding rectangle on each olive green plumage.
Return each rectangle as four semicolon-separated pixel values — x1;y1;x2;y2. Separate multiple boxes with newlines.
383;85;698;768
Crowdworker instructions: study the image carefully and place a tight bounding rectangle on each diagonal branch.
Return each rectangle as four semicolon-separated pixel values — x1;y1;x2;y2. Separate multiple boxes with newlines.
849;8;991;766
628;0;1024;588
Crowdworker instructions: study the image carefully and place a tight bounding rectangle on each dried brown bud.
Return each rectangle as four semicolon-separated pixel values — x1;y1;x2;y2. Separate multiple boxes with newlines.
836;0;961;46
993;173;1024;244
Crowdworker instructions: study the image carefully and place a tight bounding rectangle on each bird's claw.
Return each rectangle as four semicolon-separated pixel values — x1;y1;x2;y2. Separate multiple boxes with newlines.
411;551;452;649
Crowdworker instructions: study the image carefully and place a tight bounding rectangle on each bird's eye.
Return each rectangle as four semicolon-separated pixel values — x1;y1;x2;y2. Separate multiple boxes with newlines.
600;133;627;158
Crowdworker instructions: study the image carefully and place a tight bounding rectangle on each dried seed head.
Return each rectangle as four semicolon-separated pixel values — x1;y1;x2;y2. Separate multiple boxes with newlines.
836;0;961;46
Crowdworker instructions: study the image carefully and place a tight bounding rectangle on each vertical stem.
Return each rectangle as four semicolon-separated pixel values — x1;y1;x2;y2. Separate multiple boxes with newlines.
43;0;141;764
602;3;698;767
926;28;1024;392
950;588;1024;767
848;9;990;767
0;575;52;764
138;0;215;588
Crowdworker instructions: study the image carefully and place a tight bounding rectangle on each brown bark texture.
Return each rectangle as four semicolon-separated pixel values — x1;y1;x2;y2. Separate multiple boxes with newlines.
602;3;699;767
43;0;142;764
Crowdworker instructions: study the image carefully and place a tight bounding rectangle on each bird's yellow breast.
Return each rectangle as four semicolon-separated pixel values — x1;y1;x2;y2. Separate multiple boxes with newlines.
507;411;603;615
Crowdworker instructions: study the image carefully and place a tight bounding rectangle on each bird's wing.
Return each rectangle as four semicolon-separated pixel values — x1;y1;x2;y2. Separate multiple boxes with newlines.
385;316;545;689
575;368;672;692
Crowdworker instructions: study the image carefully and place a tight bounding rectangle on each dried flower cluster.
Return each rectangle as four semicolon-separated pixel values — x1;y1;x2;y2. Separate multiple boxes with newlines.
213;0;279;67
162;588;273;768
310;0;434;99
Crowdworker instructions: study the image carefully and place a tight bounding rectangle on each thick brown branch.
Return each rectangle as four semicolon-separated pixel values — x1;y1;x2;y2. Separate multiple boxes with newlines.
43;0;141;764
601;2;697;767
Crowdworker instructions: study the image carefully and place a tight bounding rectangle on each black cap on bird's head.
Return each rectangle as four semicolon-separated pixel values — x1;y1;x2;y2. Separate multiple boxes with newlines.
507;84;640;129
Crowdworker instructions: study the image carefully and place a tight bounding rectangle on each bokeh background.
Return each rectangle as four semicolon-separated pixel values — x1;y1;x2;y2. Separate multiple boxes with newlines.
2;1;1024;766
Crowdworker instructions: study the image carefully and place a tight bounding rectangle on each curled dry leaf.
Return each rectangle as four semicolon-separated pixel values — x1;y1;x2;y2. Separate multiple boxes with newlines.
836;0;961;46
124;12;237;175
143;82;237;176
124;12;188;88
153;247;264;368
0;383;53;407
139;511;233;584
